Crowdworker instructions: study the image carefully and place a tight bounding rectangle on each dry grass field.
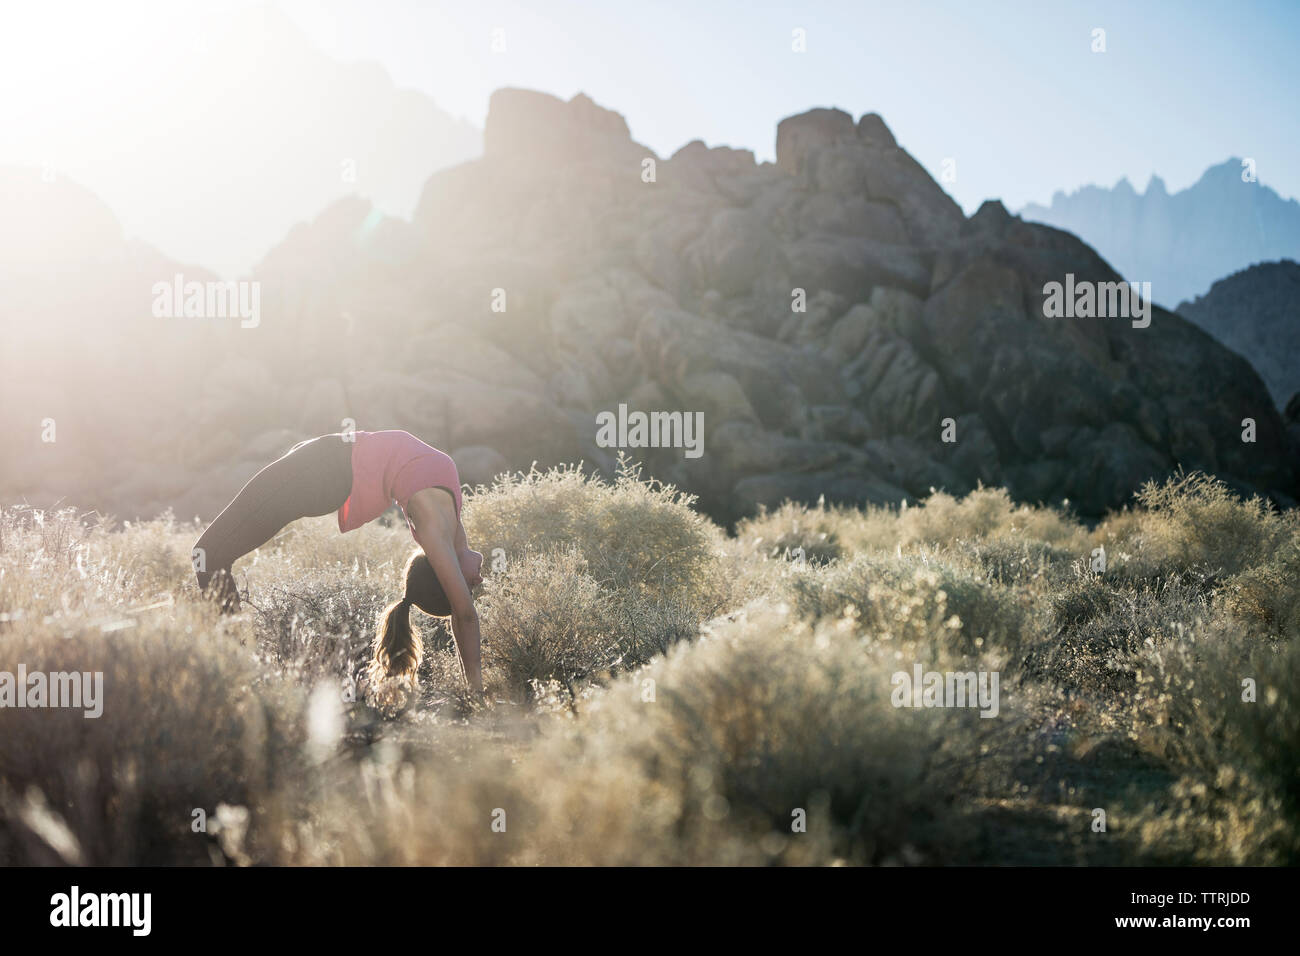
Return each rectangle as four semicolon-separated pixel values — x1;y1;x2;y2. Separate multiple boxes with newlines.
1;465;1297;865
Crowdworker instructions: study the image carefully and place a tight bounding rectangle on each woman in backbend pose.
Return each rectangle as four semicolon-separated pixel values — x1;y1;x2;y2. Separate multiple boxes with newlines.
192;430;485;701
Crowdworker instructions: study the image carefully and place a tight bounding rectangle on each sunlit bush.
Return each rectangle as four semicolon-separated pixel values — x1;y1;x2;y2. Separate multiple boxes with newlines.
462;459;726;613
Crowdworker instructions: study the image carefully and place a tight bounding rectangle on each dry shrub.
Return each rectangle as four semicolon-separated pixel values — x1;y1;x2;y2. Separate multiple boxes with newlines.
837;486;1089;556
788;550;1039;662
477;549;611;696
955;535;1077;587
1029;568;1215;697
1101;471;1289;581
462;459;725;612
734;498;844;564
0;607;311;865
1130;615;1300;864
477;548;704;700
1221;535;1300;638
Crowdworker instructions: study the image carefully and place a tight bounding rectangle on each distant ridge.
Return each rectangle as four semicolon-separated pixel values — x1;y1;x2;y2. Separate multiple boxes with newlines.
1021;160;1300;307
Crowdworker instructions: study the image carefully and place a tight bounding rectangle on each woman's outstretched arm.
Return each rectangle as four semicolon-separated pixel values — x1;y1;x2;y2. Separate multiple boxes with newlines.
406;489;483;695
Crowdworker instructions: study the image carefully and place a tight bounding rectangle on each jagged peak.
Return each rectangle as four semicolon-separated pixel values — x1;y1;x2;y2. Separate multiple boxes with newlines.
669;139;759;176
671;139;708;160
856;112;896;148
484;88;635;160
775;107;857;175
960;199;1017;239
972;198;1011;223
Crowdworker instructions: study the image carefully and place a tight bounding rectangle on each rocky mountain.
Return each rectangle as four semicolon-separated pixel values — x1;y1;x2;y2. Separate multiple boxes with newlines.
1;91;1295;525
1020;160;1300;308
1177;260;1300;409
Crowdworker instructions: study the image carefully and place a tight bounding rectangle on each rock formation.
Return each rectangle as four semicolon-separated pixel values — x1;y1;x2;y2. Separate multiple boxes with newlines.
2;90;1295;524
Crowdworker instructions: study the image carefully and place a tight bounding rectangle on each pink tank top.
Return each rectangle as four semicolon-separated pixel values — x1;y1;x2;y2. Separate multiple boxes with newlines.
337;430;462;536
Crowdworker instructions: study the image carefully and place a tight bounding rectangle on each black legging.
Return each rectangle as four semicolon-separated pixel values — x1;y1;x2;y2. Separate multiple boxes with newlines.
194;434;354;611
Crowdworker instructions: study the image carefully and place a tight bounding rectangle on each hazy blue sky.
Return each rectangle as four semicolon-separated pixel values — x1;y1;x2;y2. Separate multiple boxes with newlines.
280;0;1300;212
3;0;1296;225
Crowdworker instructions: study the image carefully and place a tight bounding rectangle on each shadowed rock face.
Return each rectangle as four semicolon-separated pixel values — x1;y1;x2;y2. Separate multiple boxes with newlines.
1177;259;1300;410
2;90;1296;523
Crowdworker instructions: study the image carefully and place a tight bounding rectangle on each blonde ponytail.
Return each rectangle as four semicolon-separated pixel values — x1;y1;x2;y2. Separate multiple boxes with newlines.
364;596;424;715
